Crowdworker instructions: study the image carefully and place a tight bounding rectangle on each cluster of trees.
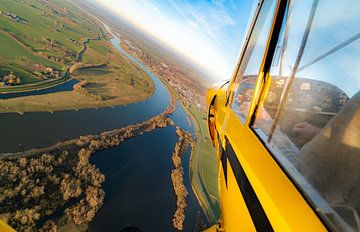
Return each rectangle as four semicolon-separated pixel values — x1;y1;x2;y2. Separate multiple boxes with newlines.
0;148;105;231
170;127;195;230
0;94;179;231
65;186;105;225
1;72;21;86
83;105;175;152
171;168;188;231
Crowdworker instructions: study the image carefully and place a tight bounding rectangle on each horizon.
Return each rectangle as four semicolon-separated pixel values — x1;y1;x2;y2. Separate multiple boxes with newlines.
90;0;255;81
107;15;217;83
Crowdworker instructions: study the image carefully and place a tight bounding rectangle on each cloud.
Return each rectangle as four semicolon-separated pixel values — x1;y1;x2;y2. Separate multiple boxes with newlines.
93;0;246;80
171;0;237;46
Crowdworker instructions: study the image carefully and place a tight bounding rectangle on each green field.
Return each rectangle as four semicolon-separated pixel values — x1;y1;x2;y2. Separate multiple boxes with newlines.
159;76;220;222
0;63;41;84
0;0;103;91
0;31;59;68
0;0;99;52
190;107;219;199
188;105;220;223
0;64;154;113
82;40;111;65
74;64;154;101
0;0;156;113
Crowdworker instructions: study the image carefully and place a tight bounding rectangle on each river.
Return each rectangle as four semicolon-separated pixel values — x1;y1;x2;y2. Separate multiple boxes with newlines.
0;28;204;231
0;35;170;153
0;79;78;99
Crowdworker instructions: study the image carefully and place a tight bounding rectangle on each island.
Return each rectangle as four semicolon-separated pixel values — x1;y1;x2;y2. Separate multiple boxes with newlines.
0;0;154;113
0;0;220;231
0;96;176;231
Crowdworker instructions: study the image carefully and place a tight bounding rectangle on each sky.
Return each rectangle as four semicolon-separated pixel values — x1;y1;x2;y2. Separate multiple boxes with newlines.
92;0;255;81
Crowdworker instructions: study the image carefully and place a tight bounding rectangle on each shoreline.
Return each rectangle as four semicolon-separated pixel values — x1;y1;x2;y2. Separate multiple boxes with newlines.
0;95;176;159
170;127;195;230
0;95;176;231
0;3;216;229
156;75;218;224
0;39;156;114
92;13;218;221
0;32;101;95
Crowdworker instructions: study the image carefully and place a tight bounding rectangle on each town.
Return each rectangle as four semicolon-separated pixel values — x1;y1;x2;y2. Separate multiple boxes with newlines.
120;39;206;111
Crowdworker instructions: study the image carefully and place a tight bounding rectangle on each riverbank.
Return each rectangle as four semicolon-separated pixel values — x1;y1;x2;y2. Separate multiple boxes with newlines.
0;96;176;231
0;73;153;114
0;31;99;94
0;3;207;231
0;36;155;114
170;127;195;230
111;29;220;222
156;76;219;223
0;16;157;114
109;23;219;224
188;106;219;223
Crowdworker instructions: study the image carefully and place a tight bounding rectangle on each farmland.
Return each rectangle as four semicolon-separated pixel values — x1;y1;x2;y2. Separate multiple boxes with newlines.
0;0;100;88
0;0;155;113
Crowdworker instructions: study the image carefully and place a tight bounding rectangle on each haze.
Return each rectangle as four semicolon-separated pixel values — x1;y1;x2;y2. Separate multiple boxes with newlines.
93;0;255;81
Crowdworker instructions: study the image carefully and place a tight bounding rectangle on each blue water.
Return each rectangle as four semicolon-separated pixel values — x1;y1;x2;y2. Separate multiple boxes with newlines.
89;102;200;231
0;37;170;153
0;31;204;231
0;79;79;99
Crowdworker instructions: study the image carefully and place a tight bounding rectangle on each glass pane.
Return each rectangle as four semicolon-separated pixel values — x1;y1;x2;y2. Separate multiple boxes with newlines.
231;0;276;122
253;0;360;230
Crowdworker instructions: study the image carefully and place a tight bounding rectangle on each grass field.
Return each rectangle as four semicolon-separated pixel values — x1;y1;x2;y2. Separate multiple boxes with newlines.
75;64;154;101
187;105;220;223
0;0;103;90
0;64;154;113
158;76;220;223
0;0;99;53
0;31;58;68
0;63;41;85
0;71;71;93
82;40;111;65
190;107;219;199
0;0;156;114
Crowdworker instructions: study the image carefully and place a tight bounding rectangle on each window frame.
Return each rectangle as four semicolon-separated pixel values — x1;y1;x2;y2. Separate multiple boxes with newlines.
221;0;329;230
227;0;281;127
225;0;262;108
242;0;354;230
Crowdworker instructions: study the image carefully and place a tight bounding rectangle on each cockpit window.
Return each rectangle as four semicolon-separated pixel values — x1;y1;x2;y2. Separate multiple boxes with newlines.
231;0;276;123
252;0;360;230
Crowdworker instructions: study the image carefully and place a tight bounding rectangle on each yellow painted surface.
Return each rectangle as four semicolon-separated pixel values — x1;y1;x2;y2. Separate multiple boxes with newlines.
221;159;257;232
205;0;328;227
0;220;15;232
206;66;327;231
203;224;220;232
207;79;328;231
226;110;327;231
